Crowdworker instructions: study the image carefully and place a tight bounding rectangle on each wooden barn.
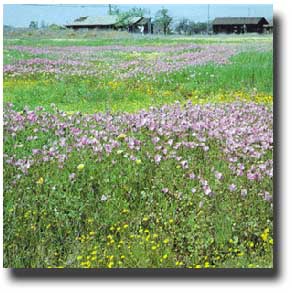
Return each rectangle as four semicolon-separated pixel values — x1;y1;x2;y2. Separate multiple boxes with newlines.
263;20;273;34
212;17;269;34
65;15;152;33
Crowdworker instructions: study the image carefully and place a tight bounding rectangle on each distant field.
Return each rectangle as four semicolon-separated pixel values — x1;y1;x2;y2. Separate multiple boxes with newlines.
4;33;272;113
3;32;273;269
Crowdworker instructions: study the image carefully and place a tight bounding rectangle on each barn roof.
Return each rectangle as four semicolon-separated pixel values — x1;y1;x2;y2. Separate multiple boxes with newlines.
263;19;273;27
67;15;118;26
66;15;147;27
213;17;269;25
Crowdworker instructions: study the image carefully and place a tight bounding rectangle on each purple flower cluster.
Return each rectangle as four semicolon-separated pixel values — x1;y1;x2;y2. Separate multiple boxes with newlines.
4;101;272;202
4;44;238;79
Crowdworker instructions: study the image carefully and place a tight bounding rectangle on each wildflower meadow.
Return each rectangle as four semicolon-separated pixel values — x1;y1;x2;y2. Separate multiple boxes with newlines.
3;31;273;269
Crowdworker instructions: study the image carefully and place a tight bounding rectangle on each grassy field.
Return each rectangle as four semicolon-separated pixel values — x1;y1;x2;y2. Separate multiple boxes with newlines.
3;32;273;268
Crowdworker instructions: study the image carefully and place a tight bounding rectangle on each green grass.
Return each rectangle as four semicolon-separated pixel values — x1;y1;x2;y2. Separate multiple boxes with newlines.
4;31;272;47
180;51;273;95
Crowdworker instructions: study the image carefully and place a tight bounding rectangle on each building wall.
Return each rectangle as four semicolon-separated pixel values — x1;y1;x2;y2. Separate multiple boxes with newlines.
213;23;265;34
67;25;115;30
129;19;152;34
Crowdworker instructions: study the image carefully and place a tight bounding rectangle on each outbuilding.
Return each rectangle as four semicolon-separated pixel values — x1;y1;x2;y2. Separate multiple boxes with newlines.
212;17;269;34
65;15;152;33
263;20;273;34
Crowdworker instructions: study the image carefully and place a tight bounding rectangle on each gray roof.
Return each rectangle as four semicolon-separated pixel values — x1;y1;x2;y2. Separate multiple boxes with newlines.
66;15;146;27
135;17;150;25
67;15;118;26
264;19;273;26
213;17;269;25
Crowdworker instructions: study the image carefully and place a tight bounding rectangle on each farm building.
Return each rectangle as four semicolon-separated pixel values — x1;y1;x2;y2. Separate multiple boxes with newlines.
212;17;269;34
263;20;273;34
65;15;152;33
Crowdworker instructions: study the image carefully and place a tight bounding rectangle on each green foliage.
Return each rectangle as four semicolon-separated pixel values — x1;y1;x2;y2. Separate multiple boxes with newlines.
48;24;64;31
176;19;207;35
108;5;120;16
29;21;38;29
110;6;149;28
154;8;173;35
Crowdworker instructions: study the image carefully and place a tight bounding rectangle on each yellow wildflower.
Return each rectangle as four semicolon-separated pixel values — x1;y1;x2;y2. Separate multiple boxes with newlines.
261;228;270;242
117;133;126;140
77;164;85;171
36;177;44;185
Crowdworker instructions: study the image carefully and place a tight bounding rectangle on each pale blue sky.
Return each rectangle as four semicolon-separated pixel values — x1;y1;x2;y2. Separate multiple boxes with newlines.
4;4;273;27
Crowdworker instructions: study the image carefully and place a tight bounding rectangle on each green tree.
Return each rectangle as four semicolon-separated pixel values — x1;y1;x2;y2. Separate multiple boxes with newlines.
154;8;172;35
108;5;120;15
49;24;64;31
175;18;190;35
112;7;149;30
189;22;207;34
175;19;208;35
29;21;38;29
